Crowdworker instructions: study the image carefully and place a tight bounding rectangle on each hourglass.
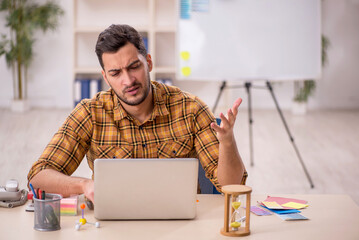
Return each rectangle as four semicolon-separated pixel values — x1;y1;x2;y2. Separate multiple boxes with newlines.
220;185;252;237
230;196;245;230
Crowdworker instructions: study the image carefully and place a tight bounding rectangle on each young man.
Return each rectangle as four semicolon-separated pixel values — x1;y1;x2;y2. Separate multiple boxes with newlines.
28;24;247;202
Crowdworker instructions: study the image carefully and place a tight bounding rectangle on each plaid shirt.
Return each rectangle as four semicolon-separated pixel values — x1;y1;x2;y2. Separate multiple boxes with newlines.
28;81;247;191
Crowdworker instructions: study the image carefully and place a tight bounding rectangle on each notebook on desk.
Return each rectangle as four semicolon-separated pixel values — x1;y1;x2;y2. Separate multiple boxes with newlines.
94;158;199;220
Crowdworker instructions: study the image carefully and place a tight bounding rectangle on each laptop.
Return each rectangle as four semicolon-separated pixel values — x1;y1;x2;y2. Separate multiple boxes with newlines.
94;158;199;220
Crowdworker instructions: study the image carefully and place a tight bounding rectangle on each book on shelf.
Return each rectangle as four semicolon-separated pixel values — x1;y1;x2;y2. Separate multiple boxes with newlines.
156;78;173;86
74;78;102;106
142;36;148;52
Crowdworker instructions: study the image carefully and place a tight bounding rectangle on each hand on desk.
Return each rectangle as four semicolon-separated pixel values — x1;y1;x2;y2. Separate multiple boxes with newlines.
29;169;95;203
82;179;94;203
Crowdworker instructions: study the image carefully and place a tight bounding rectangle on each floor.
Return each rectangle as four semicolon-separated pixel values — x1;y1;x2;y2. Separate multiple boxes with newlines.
0;108;358;205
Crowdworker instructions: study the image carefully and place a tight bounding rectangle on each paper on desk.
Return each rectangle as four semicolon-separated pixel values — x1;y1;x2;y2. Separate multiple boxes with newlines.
259;204;301;214
277;213;308;221
282;202;308;209
249;206;272;216
263;196;308;209
262;201;284;209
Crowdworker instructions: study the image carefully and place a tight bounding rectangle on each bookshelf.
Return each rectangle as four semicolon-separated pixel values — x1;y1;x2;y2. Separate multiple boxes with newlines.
73;0;178;104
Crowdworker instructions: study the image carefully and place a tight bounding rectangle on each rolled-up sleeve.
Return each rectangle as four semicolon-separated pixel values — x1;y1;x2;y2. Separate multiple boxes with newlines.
193;97;247;192
27;101;93;183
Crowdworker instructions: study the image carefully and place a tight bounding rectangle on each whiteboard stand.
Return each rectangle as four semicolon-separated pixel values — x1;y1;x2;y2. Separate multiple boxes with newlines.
212;81;314;189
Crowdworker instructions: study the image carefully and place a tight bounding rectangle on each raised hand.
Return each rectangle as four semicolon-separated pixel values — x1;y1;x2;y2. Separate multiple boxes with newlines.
211;98;242;143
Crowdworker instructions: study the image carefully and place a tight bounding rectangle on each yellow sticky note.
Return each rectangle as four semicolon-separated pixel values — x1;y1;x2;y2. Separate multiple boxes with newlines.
181;66;191;76
262;201;283;209
180;51;190;61
282;202;309;209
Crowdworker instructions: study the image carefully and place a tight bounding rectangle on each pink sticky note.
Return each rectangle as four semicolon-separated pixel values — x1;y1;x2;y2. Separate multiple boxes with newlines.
263;196;307;209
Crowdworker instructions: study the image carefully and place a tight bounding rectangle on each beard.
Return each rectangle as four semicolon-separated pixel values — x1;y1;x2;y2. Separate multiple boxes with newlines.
111;72;151;106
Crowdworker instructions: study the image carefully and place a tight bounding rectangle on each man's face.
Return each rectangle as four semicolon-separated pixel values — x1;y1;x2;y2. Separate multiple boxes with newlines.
101;43;152;106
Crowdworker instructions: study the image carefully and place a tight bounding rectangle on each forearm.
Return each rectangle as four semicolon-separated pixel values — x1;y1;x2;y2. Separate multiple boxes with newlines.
217;136;245;186
29;169;91;198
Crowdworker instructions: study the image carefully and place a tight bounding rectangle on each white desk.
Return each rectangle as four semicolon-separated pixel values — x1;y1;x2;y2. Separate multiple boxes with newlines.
1;194;359;240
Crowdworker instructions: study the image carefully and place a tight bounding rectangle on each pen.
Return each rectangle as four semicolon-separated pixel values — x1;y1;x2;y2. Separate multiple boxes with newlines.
42;190;46;200
36;189;40;199
29;183;37;199
38;189;42;200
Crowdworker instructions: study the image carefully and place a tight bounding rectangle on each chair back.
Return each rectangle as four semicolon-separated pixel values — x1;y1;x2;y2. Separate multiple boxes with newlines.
198;117;221;194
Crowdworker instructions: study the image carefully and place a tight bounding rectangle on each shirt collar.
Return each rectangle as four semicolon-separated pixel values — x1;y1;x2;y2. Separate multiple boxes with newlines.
112;90;128;121
150;81;170;120
112;81;169;122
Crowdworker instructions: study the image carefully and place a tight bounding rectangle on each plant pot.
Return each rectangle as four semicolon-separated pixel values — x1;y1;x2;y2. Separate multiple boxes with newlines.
291;101;307;115
11;99;30;112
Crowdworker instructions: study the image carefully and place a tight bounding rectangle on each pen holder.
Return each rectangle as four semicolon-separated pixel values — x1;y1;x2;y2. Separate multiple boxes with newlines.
34;193;62;231
220;185;252;237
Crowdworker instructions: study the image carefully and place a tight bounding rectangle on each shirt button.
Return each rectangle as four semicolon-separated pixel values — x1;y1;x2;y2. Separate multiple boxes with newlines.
172;150;176;155
139;126;143;130
142;143;146;147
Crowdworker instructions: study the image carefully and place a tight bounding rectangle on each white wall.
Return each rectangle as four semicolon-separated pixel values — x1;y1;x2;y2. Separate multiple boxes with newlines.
26;0;73;108
0;0;358;110
313;0;359;109
0;0;73;109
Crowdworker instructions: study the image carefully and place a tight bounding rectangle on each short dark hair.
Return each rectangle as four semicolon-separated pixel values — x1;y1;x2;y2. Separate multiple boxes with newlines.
95;24;147;69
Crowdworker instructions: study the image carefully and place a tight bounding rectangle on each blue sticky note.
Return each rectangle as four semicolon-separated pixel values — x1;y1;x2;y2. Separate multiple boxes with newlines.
180;0;191;19
277;213;308;221
260;205;301;214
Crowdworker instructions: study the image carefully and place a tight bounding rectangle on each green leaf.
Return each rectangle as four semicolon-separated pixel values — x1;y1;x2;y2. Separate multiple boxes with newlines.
294;34;330;102
0;0;64;98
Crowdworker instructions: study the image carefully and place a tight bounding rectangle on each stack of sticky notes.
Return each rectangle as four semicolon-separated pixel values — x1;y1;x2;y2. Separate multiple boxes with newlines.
257;196;309;220
60;195;78;216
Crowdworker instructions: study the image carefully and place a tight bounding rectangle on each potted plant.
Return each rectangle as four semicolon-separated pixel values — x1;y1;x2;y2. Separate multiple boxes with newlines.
292;35;330;115
0;0;63;112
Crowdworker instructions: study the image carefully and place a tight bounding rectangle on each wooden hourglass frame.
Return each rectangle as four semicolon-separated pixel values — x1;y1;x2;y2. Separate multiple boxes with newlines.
220;185;252;237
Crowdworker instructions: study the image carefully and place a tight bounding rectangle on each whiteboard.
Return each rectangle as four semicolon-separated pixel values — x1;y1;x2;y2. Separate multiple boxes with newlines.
177;0;321;81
